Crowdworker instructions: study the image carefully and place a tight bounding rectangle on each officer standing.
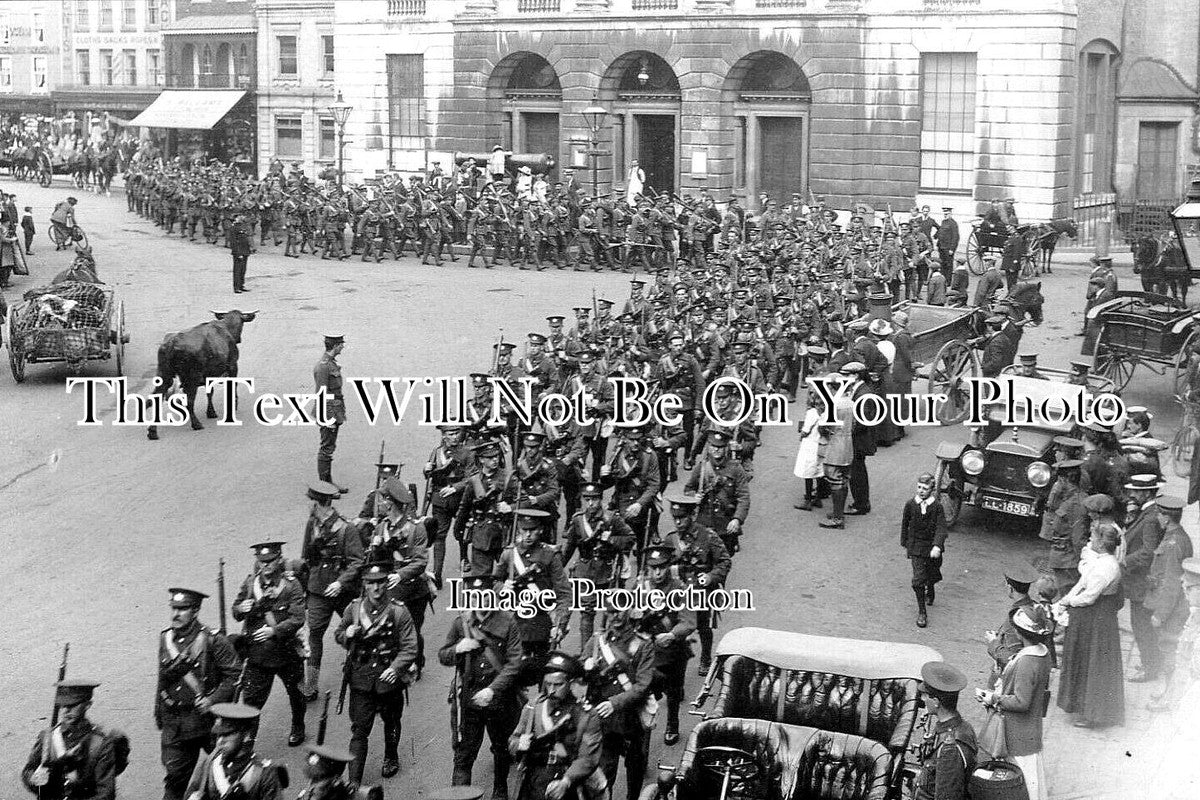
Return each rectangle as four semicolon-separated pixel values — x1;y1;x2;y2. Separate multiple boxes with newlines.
183;703;285;800
560;483;635;648
685;430;750;556
914;662;976;800
440;573;524;796
301;481;365;702
367;477;432;679
157;588;240;800
22;680;126;800
637;546;696;745
315;334;349;493
599;425;661;553
334;555;419;783
660;490;730;676
232;542;309;746
230;214;251;294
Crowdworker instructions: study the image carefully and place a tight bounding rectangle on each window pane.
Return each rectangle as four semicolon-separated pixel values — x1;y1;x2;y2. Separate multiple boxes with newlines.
100;50;114;85
319;118;335;159
122;0;136;27
276;117;302;158
76;0;90;29
77;50;91;85
920;52;976;191
125;50;136;85
387;54;424;147
100;0;113;29
323;36;334;74
147;0;158;26
278;36;297;75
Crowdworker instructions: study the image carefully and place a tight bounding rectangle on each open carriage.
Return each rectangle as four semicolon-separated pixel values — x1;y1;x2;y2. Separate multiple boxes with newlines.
640;627;942;800
6;282;127;382
1081;291;1200;394
891;301;988;425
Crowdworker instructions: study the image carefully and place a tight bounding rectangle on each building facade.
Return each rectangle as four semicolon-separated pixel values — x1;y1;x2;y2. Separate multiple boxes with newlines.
254;0;336;177
0;1;69;120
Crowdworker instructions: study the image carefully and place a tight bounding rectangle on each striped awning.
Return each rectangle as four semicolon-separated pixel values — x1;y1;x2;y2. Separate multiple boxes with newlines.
128;90;245;130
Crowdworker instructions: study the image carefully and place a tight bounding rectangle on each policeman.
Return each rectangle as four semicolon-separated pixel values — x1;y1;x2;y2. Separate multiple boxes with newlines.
315;334;349;492
581;604;656;800
22;680;126;800
183;703;286;800
157;588;240;800
561;482;635;647
636;546;696;745
425;423;475;587
495;508;573;683
685;430;751;555
335;554;419;783
440;572;524;796
232;542;309;746
453;440;519;575
914;662;977;800
660;489;730;676
367;477;433;679
508;652;604;800
301;481;365;702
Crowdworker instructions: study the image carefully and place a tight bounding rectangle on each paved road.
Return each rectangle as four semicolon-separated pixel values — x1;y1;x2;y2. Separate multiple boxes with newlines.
0;180;1171;798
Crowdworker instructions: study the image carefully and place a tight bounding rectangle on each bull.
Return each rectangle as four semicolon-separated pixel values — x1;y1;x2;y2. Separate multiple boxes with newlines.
147;310;258;441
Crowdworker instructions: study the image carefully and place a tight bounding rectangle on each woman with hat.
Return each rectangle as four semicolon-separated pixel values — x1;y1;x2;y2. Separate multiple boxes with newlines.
977;606;1053;800
1055;519;1125;728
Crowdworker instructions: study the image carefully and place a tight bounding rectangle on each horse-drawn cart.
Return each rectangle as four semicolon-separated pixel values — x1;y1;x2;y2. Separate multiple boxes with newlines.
894;301;988;424
1081;291;1200;393
7;282;127;382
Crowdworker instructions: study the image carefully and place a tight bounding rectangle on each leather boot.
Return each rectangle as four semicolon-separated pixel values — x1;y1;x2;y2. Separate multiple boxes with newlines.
317;456;333;484
915;586;928;628
819;487;847;528
300;665;319;702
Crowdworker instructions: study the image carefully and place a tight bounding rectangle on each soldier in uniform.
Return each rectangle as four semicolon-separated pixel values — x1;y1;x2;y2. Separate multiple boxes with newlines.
598;425;660;555
685;431;751;556
157;588;240;800
637;546;696;745
334;554;419;783
454;440;519;575
22;680;126;800
1040;459;1090;595
232;541;308;745
425;423;476;587
572;350;616;482
1146;495;1195;711
495;508;573;683
660;490;730;675
315;334;349;492
654;332;704;464
513;431;563;539
301;481;365;702
560;483;636;647
913;662;976;800
508;652;603;800
366;477;433;679
297;741;358;800
440;572;524;796
184;703;285;800
1124;474;1167;684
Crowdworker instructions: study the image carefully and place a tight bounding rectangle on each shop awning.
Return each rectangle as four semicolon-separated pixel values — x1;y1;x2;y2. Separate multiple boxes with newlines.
128;90;245;130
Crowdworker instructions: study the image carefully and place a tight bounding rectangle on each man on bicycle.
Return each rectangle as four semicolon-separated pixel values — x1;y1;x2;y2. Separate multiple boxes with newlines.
50;197;78;250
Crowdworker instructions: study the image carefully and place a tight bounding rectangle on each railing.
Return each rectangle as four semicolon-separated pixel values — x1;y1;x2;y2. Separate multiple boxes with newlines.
518;0;561;10
1118;197;1182;243
632;0;679;9
757;0;807;6
1072;192;1116;248
388;0;426;15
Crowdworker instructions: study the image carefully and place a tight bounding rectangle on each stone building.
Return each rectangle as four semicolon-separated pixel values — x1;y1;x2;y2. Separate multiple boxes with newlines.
0;2;69;120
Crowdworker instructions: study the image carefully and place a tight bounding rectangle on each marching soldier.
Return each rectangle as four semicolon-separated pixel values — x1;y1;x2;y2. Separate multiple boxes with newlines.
659;490;730;676
685;430;751;556
599;425;660;553
913;662;977;800
334;554;419;783
22;680;127;800
560;482;636;648
508;652;603;800
512;334;561;405
300;481;365;702
495;509;573;683
572;351;616;482
232;542;309;746
315;334;349;492
454;440;519;575
157;588;240;800
637;546;696;745
440;572;524;796
425;423;476;587
513;431;563;538
654;332;704;464
184;703;285;800
296;742;358;800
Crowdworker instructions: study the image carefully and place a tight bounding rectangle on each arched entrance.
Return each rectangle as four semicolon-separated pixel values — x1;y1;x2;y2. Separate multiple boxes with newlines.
489;52;562;175
724;51;811;209
601;51;681;195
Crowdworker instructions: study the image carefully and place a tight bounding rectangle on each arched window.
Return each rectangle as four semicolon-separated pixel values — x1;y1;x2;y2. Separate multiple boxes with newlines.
235;44;249;84
200;45;214;83
1077;39;1119;195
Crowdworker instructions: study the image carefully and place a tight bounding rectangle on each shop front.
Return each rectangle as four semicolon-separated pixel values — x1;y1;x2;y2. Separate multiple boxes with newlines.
128;89;256;173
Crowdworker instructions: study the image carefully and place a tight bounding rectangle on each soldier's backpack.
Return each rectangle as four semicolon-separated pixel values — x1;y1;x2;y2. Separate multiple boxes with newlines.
90;726;131;776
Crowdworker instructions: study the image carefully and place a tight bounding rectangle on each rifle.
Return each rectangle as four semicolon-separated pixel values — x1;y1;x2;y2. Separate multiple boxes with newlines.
217;559;228;635
337;586;365;714
37;643;70;796
316;691;332;745
505;469;524;548
491;329;504;375
373;439;387;521
232;660;249;703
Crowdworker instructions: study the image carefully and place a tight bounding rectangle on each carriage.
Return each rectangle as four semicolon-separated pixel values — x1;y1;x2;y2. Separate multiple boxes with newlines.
6;281;127;382
640;627;942;800
1081;291;1200;393
890;301;988;424
964;219;1075;277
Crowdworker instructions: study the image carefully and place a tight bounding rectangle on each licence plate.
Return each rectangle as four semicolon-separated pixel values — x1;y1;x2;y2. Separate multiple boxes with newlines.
980;497;1033;516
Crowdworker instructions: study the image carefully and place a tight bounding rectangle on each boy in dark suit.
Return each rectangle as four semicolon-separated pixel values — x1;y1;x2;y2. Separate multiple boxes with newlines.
901;473;947;628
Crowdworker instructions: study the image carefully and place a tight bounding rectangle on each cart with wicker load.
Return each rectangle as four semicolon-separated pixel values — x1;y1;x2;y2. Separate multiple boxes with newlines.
7;281;127;382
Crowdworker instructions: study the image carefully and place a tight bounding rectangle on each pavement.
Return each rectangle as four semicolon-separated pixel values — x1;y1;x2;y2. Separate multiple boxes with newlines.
0;177;1182;797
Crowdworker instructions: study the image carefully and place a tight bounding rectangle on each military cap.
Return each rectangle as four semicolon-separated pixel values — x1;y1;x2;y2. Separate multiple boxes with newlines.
942;206;954;212
436;423;467;432
1053;436;1084;449
1055;458;1084;470
307;480;341;501
1121;436;1168;452
806;345;830;357
362;553;394;582
643;545;675;568
630;278;646;287
1181;557;1200;585
515;508;551;527
580;483;603;498
664;488;701;508
983;254;997;265
846;317;870;332
210;702;260;734
619;424;647;439
1069;361;1091;374
1091;255;1114;266
306;742;355;771
461;572;495;591
375;460;402;475
323;333;345;344
251;541;286;561
1004;562;1040;587
839;361;867;375
985;315;1007;325
55;679;100;707
667;331;685;343
618;313;635;324
1012;606;1051;637
380;477;415;506
470;371;492;384
920;662;967;694
708;430;732;447
542;651;583;679
867;318;894;337
652;299;668;310
1156;495;1186;514
730;341;750;354
546;315;565;323
1083;493;1114;513
528;332;548;345
1018;353;1038;364
168;588;208;608
1124;473;1164;492
493;341;515;353
576;350;596;363
597;298;614;308
472;439;503;457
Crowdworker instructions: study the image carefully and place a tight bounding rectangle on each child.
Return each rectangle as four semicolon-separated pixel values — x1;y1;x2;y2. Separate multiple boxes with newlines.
20;206;34;255
793;396;825;510
900;473;946;628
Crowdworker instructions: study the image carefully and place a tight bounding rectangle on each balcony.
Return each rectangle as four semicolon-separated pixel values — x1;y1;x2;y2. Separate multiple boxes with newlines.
388;0;426;15
517;0;561;10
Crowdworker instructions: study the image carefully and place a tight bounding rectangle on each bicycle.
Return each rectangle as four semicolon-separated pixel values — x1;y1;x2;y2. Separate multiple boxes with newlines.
48;222;89;251
1169;394;1200;478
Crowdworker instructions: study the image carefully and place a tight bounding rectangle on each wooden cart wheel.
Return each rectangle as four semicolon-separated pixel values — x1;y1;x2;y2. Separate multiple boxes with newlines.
1171;424;1199;479
927;340;979;425
1092;325;1135;392
966;230;986;275
935;458;962;528
114;301;126;375
8;317;25;383
1173;328;1200;399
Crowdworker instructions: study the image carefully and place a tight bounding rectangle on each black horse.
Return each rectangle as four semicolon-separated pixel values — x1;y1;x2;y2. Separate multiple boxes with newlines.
1031;218;1078;273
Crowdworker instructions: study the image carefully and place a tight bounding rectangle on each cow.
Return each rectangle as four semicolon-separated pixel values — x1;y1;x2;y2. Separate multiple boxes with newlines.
147;310;258;440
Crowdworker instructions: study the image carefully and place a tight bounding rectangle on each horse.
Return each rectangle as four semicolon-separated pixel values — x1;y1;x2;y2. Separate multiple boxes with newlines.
1031;218;1078;273
94;146;120;195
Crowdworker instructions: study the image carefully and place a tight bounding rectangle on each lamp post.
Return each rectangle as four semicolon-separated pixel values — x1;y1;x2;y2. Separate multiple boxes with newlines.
327;91;353;187
581;96;609;200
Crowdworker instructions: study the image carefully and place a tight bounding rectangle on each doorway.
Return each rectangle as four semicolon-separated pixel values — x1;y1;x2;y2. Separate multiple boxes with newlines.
522;112;559;178
758;116;804;204
635;114;675;195
1135;121;1179;199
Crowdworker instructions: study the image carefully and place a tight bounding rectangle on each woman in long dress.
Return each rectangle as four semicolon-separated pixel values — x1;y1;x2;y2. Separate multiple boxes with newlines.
1055;523;1125;727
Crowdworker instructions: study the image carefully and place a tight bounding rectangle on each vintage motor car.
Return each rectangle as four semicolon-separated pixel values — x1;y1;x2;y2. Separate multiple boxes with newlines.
932;370;1118;526
640;627;942;800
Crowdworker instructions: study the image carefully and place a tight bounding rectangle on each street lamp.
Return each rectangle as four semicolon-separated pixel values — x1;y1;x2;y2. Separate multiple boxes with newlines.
327;91;353;186
581;96;608;200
